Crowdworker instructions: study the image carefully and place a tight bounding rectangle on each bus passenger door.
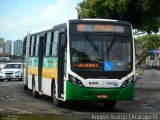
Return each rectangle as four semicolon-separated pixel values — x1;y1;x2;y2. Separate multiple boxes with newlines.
23;37;28;89
38;36;44;92
58;32;67;98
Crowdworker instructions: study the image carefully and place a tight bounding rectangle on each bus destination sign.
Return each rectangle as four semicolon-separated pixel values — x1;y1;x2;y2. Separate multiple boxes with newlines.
77;24;124;33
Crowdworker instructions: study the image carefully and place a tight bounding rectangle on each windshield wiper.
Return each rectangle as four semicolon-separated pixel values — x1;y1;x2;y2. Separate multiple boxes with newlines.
107;33;118;53
106;33;118;61
84;33;98;51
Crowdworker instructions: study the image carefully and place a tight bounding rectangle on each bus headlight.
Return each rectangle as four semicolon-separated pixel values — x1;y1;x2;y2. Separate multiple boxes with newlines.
121;76;134;87
69;75;84;87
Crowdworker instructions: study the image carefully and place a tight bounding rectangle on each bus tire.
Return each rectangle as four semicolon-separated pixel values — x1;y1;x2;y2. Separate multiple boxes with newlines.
24;85;28;90
52;82;63;107
103;100;117;109
32;76;39;98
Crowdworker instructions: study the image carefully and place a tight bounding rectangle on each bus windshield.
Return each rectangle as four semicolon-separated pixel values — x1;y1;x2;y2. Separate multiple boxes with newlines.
70;34;132;72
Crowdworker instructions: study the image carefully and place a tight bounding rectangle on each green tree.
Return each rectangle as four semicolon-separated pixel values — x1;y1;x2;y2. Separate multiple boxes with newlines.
135;34;160;64
78;0;160;33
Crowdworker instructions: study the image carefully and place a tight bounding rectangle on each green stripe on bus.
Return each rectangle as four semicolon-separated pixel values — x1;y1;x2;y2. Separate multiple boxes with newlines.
66;80;135;101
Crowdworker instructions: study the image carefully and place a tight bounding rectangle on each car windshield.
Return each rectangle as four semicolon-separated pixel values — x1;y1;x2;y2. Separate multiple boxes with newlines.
4;64;21;69
70;34;132;71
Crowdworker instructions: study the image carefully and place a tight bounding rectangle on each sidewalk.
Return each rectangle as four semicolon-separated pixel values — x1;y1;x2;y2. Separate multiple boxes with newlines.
135;69;160;89
135;68;144;81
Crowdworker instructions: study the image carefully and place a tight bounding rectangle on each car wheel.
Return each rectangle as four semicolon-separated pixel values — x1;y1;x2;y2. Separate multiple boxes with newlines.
8;79;11;81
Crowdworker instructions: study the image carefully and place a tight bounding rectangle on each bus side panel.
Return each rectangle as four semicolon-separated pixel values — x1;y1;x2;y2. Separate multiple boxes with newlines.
66;80;135;101
41;57;58;96
28;57;38;90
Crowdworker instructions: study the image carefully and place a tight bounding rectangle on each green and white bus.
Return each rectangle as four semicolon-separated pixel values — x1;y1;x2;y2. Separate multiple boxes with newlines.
23;19;135;108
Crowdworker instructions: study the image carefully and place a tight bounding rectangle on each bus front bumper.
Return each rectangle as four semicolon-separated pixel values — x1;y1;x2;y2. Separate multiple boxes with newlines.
66;80;135;101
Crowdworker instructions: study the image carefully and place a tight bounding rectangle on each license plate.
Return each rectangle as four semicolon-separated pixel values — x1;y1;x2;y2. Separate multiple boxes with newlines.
5;75;12;78
97;94;108;99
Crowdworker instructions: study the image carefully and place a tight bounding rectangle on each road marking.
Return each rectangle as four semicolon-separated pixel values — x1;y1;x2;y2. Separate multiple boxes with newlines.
141;106;156;110
152;82;160;84
7;108;33;114
0;109;4;111
0;108;33;114
8;99;17;101
0;96;17;101
1;85;10;87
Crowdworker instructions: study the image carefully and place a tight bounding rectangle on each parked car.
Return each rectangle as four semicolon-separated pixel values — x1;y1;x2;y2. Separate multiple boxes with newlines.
0;63;23;81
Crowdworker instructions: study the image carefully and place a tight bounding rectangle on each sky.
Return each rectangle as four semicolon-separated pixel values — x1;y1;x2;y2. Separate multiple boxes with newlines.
0;0;82;41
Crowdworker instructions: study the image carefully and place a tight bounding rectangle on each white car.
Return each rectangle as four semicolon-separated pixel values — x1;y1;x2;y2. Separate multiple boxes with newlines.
0;63;23;81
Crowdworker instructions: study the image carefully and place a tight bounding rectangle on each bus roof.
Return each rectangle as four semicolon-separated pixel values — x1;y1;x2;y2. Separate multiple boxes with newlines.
82;19;119;22
27;19;131;36
29;25;54;34
69;19;131;25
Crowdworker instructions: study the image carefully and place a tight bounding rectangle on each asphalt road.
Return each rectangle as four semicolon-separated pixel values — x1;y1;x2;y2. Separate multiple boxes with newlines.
0;69;160;119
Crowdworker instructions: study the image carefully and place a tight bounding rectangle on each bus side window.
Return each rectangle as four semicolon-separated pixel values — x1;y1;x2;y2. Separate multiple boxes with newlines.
35;35;40;56
29;36;32;56
45;32;51;56
33;36;36;56
51;31;58;56
23;38;27;56
30;36;35;56
49;32;54;56
43;34;47;56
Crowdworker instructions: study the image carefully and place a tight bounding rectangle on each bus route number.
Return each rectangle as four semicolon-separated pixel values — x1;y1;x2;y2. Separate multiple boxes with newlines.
89;81;98;85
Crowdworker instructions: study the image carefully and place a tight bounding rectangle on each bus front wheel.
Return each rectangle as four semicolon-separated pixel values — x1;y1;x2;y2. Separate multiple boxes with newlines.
103;100;117;109
52;82;63;107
